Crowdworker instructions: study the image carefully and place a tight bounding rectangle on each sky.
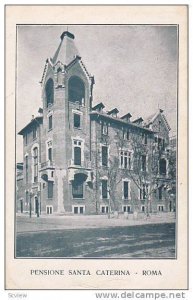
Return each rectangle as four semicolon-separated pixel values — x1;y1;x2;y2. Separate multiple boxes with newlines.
16;25;178;162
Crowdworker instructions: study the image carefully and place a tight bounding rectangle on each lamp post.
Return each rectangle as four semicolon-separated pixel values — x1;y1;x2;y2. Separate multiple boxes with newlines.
29;191;33;218
36;198;39;218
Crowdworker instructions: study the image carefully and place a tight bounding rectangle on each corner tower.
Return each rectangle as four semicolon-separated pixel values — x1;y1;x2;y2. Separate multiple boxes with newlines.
39;31;95;214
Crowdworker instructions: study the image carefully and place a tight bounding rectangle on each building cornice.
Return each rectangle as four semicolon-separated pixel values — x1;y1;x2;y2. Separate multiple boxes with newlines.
89;111;154;133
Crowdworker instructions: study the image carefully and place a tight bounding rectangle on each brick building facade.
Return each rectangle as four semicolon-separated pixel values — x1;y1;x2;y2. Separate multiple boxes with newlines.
17;31;176;216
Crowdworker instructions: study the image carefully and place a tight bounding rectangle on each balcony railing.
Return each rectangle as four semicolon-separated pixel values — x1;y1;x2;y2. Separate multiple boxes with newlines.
68;159;91;169
40;160;55;170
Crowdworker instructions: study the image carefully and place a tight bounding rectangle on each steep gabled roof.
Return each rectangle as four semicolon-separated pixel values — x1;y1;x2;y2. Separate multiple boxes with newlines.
144;109;171;131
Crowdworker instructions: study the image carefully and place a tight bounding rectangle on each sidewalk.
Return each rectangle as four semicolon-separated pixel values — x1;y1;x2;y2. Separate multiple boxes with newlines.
16;213;176;233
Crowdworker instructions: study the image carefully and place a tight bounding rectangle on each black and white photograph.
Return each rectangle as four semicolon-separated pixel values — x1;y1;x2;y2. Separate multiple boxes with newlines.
5;4;188;291
16;25;177;259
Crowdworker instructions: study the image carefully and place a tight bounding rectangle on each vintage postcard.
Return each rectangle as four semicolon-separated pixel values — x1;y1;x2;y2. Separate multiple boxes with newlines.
5;5;188;290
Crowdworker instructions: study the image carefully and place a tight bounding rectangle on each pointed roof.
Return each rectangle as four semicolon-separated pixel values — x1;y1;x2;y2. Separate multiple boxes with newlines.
144;109;171;131
51;31;80;66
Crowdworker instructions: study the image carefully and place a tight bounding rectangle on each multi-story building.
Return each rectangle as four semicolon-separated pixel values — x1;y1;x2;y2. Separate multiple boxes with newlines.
16;162;25;213
17;30;176;216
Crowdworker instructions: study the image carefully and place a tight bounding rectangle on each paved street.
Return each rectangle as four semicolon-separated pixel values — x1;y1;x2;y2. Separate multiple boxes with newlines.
16;215;175;258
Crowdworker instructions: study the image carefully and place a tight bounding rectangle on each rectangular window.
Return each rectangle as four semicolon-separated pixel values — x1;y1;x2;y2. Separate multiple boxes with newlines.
25;156;28;183
48;147;52;162
158;186;162;200
141;205;145;212
162;139;165;150
102;122;108;135
46;206;53;214
74;207;78;214
158;205;164;212
140;184;148;200
101;206;109;214
123;205;131;213
79;207;84;214
74;113;81;128
142;155;147;172
72;181;84;199
33;126;37;140
102;180;108;199
123;129;130;140
73;140;82;165
120;151;132;169
33;147;38;183
102;146;108;166
73;206;85;214
48;182;53;198
123;181;129;200
48;115;53;130
142;133;148;145
158;138;162;149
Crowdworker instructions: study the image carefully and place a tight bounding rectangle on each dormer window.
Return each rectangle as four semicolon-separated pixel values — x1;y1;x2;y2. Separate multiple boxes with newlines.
107;108;119;118
92;102;105;113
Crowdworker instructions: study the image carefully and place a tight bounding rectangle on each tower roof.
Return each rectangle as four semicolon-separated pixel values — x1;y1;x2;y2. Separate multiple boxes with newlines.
51;31;80;66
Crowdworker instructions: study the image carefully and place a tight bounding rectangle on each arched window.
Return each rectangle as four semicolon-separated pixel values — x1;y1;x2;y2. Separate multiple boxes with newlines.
45;78;54;107
159;158;166;175
68;76;85;105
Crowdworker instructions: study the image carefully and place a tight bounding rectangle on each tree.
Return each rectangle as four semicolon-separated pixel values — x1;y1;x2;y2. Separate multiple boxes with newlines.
114;129;170;217
91;122;173;218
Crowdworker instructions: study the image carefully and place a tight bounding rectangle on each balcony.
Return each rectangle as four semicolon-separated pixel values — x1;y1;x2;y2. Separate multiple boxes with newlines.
68;159;91;170
40;160;55;171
